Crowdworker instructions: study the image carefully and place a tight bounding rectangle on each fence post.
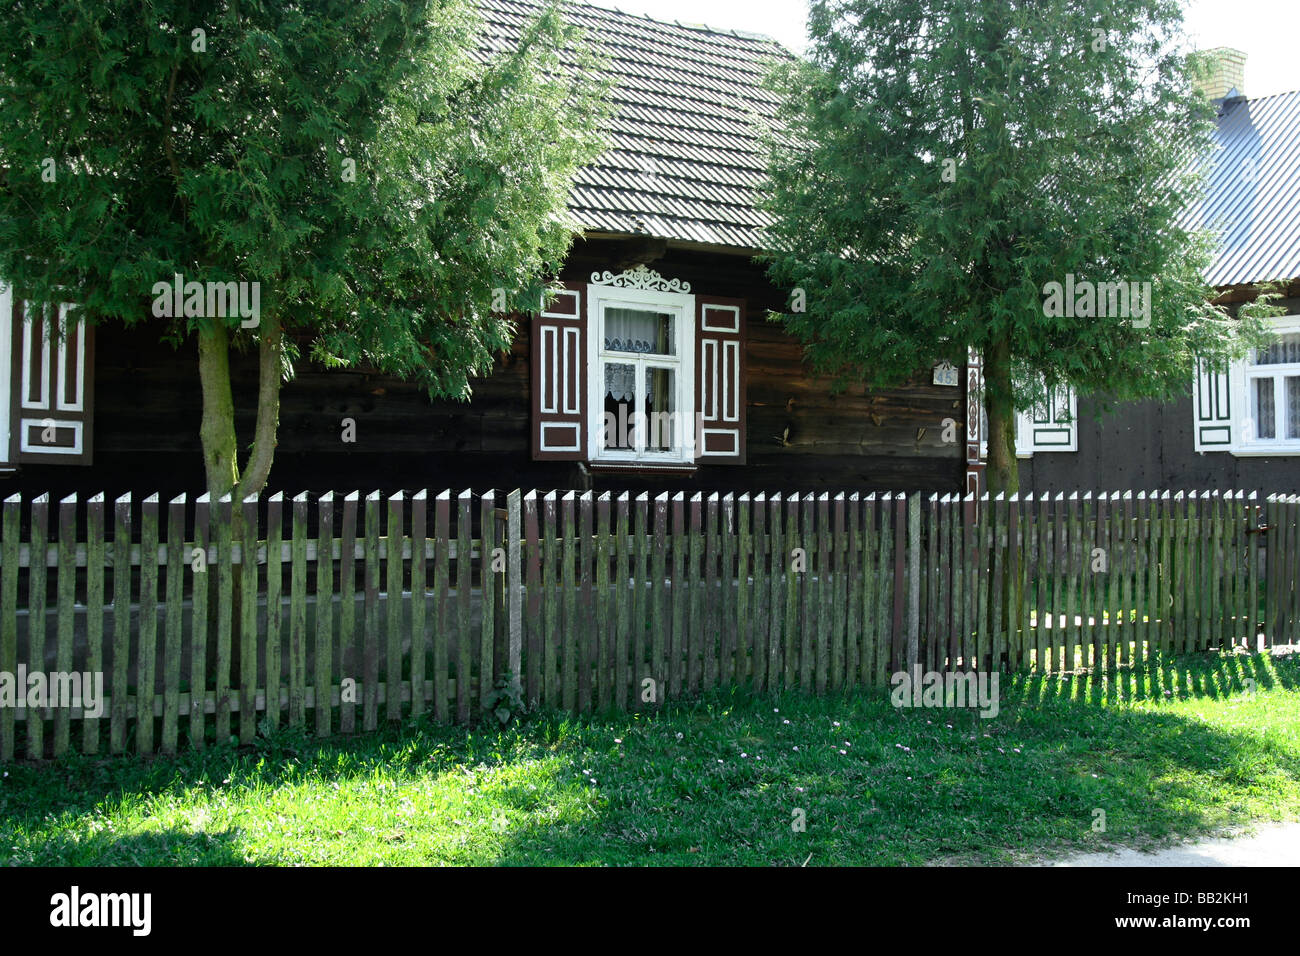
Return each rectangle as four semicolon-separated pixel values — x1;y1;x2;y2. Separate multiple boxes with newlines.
0;495;16;762
54;494;77;757
507;489;523;692
110;493;132;754
240;493;260;744
84;493;106;755
162;494;186;755
907;493;920;670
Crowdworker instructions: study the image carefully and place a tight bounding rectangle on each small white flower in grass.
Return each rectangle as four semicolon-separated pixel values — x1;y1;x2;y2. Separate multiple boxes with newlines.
795;786;805;792
833;721;841;727
946;724;953;729
676;732;684;740
783;719;790;725
997;747;1005;754
774;708;779;712
906;776;912;781
718;759;724;764
839;749;846;755
792;746;799;751
844;741;850;746
1013;748;1021;754
757;755;762;760
614;738;622;744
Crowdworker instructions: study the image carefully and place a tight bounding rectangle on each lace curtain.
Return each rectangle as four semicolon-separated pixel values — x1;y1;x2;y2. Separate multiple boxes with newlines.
604;309;669;403
604;309;665;355
1290;376;1300;439
1254;333;1300;365
606;365;638;403
1255;378;1276;439
1251;375;1300;440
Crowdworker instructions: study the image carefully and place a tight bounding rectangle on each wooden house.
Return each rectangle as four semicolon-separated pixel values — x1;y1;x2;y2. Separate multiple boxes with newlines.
0;0;971;501
997;63;1300;496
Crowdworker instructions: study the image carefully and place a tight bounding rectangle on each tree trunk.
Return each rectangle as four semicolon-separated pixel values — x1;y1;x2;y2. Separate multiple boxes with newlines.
195;316;284;728
196;315;283;502
237;313;283;500
983;334;1019;497
197;320;240;502
983;334;1022;669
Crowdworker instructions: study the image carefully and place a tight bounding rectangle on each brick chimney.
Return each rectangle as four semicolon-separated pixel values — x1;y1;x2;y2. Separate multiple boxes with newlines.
1195;47;1247;101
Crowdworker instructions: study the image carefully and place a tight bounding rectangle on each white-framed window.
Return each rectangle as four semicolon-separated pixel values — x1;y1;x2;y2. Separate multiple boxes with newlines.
1197;314;1300;456
1240;317;1300;452
977;377;1077;458
585;283;695;464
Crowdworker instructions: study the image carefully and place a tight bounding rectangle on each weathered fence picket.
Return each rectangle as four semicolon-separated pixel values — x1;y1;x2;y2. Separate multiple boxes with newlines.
0;487;1293;760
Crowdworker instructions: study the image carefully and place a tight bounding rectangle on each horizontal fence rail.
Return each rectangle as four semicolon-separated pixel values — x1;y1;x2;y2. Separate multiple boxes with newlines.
0;488;1296;760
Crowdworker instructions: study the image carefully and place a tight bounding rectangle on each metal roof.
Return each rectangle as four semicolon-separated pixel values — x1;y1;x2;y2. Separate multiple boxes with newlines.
1201;89;1300;288
479;0;785;252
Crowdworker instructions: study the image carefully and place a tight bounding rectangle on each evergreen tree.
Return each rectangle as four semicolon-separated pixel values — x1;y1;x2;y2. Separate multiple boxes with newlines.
764;0;1274;493
0;0;607;498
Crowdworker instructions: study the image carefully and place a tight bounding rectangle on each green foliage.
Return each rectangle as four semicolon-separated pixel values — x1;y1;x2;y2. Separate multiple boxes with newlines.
0;0;608;400
485;672;526;725
762;0;1275;410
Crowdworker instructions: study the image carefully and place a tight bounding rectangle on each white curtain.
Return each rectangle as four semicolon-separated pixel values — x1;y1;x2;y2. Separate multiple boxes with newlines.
1289;376;1300;439
1256;333;1300;365
604;309;666;403
604;309;662;354
606;364;637;403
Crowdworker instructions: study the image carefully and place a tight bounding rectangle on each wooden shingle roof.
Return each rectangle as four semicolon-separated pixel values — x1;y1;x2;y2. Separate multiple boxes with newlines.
480;0;788;252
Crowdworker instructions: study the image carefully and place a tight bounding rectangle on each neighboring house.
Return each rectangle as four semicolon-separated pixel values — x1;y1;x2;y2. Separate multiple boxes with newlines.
0;0;968;500
997;55;1300;495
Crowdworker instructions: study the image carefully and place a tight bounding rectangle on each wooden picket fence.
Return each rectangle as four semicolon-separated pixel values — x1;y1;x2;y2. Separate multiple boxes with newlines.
1;488;1297;760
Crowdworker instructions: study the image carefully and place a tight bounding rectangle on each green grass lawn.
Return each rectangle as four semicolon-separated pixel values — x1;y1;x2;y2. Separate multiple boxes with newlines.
2;649;1297;866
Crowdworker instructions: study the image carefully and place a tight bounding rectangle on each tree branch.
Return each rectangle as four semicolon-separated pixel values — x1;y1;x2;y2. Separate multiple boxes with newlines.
236;312;284;499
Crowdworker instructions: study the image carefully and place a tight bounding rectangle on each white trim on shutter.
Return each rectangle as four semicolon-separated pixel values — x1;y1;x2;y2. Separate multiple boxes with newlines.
694;296;745;464
1192;357;1234;452
1018;382;1077;453
531;282;586;461
11;299;95;465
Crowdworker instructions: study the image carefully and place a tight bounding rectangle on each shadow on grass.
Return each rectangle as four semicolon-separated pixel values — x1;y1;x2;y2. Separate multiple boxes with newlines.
11;828;251;867
2;650;1297;866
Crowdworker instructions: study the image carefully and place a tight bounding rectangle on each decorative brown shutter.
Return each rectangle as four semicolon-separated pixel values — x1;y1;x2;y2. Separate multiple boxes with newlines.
531;281;586;461
10;299;95;465
694;295;746;464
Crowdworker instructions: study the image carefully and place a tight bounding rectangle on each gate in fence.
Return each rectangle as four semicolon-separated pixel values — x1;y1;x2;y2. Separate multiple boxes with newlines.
1;488;1297;759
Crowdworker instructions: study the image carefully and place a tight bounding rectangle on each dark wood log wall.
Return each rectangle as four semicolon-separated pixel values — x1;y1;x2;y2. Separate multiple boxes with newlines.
1019;292;1300;497
1019;395;1300;496
4;238;965;499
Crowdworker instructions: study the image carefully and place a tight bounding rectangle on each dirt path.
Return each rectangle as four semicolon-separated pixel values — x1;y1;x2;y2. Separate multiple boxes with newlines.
1049;821;1300;867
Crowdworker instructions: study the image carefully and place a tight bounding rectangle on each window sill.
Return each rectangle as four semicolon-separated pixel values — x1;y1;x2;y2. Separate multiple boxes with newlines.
587;461;699;476
1229;445;1300;457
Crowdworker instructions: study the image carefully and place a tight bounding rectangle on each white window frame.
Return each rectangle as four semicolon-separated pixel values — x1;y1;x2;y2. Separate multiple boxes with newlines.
1229;313;1300;456
585;283;695;465
0;280;11;468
